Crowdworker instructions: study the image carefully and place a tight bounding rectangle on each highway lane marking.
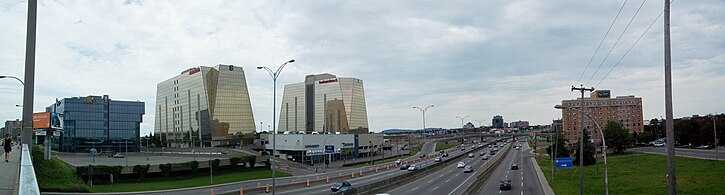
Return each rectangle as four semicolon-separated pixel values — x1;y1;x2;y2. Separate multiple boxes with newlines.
428;179;434;183
445;179;451;183
433;186;439;191
439;174;444;178
412;187;419;191
521;191;524;195
499;190;502;194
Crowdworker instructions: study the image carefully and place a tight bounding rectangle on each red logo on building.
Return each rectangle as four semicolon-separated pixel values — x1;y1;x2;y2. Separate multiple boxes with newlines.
319;79;338;84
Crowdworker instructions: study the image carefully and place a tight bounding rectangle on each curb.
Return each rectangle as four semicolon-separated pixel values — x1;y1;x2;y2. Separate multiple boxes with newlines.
531;156;555;195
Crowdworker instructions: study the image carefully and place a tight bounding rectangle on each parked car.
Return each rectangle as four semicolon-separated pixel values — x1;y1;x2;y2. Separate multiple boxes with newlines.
420;154;426;158
500;179;512;190
468;153;474;158
400;164;410;170
408;164;418;171
654;141;665;147
511;164;519;170
482;155;490;160
463;165;473;173
434;157;441;162
457;162;466;168
331;181;351;192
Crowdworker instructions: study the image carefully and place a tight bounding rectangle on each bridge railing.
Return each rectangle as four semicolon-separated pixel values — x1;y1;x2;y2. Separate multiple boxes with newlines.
19;144;40;195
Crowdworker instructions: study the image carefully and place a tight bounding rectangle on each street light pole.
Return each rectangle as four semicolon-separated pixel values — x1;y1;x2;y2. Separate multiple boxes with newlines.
257;59;295;195
413;105;434;140
456;115;470;128
713;114;718;161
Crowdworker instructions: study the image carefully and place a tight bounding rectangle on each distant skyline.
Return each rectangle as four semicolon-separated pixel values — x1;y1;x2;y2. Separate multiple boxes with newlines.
1;0;723;136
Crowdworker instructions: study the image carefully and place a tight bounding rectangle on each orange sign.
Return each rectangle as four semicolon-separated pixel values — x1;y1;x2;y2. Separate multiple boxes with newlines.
33;112;51;129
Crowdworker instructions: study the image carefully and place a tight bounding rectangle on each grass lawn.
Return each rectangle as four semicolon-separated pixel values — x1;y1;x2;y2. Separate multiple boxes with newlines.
32;147;90;192
90;169;292;192
435;142;457;151
535;153;725;194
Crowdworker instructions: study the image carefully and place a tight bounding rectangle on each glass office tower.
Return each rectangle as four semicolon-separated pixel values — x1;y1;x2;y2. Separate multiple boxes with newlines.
50;95;145;153
155;65;255;147
278;73;369;134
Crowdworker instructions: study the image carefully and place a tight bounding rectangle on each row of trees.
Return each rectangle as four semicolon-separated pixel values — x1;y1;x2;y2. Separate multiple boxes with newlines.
548;121;634;166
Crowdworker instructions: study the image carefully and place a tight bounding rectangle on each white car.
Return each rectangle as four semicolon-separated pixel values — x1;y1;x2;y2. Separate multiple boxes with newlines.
434;157;441;162
395;159;402;164
457;162;466;168
653;142;665;147
408;164;418;171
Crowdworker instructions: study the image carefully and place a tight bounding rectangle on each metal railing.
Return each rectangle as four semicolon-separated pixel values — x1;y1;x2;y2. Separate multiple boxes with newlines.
19;144;40;195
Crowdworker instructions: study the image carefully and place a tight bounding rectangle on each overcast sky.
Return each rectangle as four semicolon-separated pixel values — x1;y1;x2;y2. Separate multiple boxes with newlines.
1;0;723;135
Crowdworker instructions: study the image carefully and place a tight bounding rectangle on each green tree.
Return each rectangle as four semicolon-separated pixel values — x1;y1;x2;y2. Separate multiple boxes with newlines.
546;130;570;158
574;130;596;166
604;121;633;154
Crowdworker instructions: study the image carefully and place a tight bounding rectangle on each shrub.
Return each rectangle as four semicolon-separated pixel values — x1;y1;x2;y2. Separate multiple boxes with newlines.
186;161;199;176
211;159;221;171
229;157;241;170
159;163;173;178
133;164;150;181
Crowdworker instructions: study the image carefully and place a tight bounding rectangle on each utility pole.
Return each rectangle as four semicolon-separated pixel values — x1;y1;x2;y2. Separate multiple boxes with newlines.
571;84;594;195
663;0;677;194
713;115;718;161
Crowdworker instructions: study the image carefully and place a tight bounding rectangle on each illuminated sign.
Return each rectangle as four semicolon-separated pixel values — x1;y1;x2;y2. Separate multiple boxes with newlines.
185;67;201;75
318;79;338;84
33;112;51;129
597;91;610;98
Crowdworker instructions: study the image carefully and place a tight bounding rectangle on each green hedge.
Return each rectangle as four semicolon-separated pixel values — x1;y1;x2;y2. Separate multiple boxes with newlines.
133;164;150;181
229;157;241;170
186;161;199;175
159;163;173;178
76;165;123;179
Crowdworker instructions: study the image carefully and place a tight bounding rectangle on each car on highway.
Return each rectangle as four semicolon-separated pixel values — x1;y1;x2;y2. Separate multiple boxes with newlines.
493;147;499;152
479;152;485;156
482;155;490;160
400;164;410;170
461;147;466;151
515;146;520;150
442;153;449;157
468;153;474;158
463;165;473;173
395;159;402;164
334;186;356;195
500;179;512;190
420;154;427;158
408;164;418;171
488;145;492;148
457;162;466;168
489;150;496;155
511;164;519;170
331;181;351;192
434;157;441;162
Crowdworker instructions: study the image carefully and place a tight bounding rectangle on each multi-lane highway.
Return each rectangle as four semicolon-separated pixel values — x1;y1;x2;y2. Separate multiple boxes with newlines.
479;140;543;195
276;140;491;195
630;146;725;161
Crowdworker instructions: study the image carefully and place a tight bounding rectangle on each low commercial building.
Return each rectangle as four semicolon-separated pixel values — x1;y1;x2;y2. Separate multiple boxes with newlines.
3;119;22;137
260;134;383;164
510;120;529;129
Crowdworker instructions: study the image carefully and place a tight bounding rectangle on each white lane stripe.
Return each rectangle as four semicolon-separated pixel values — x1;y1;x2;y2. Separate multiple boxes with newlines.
445;179;451;183
433;186;439;191
412;187;418;191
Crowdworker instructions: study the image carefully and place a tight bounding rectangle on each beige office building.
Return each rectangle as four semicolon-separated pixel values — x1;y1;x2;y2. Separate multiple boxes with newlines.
155;65;255;147
556;90;644;145
278;73;369;134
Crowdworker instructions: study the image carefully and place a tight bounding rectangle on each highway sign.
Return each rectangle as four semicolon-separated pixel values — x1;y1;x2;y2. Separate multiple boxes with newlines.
555;158;573;168
325;145;334;154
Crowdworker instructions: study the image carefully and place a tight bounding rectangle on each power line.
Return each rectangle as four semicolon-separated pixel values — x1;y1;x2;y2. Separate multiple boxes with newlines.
575;0;629;86
595;0;673;88
585;0;648;87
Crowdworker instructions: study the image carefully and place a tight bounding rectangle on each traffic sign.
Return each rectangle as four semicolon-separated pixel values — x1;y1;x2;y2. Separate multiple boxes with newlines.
325;145;335;154
555;158;573;169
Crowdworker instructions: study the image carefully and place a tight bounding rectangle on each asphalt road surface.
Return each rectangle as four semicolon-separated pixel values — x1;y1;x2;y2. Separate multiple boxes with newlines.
630;146;725;161
479;140;544;195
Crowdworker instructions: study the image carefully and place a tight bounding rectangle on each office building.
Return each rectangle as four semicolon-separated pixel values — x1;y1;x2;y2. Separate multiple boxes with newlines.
155;65;256;147
556;90;644;145
492;115;504;128
260;133;383;165
3;120;22;138
277;73;369;134
510;120;530;129
49;95;144;153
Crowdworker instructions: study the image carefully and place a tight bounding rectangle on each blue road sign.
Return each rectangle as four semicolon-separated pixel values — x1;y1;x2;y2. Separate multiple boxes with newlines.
555;158;573;169
325;145;335;154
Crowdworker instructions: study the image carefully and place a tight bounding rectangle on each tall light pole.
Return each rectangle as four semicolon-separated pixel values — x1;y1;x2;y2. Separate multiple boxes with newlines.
456;115;469;128
413;105;434;140
257;59;295;195
22;0;37;147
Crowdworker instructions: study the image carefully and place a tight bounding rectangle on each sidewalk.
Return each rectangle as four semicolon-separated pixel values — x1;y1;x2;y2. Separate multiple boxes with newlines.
1;147;21;195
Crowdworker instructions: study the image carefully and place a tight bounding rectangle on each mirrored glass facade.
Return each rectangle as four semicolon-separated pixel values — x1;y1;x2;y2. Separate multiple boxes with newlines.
278;73;368;134
155;65;255;147
50;95;144;153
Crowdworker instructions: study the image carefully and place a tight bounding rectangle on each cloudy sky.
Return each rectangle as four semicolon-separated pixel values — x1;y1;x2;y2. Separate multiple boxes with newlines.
1;0;723;135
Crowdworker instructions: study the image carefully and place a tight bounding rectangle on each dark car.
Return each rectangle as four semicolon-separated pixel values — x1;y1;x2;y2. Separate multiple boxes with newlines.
420;154;427;158
489;150;496;155
331;181;351;192
500;179;512;190
400;164;410;170
442;153;449;157
334;186;357;195
511;164;519;170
